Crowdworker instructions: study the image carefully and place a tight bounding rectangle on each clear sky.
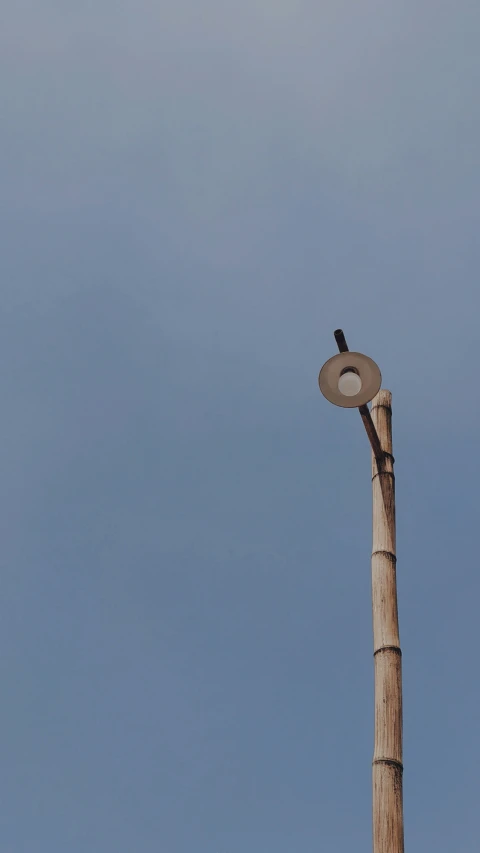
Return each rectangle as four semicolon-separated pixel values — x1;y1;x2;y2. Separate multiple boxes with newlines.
2;2;479;851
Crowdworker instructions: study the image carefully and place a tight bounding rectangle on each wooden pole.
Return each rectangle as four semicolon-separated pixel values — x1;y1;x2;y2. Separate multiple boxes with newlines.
331;331;404;848
371;391;404;853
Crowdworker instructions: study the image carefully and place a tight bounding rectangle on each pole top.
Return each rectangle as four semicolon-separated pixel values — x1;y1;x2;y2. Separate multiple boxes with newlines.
371;390;392;410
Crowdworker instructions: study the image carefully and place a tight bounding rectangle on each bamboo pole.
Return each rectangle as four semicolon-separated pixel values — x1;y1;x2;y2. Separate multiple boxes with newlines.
371;391;404;853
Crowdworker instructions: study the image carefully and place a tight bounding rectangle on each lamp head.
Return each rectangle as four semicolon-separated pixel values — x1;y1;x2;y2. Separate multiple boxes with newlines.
318;351;382;408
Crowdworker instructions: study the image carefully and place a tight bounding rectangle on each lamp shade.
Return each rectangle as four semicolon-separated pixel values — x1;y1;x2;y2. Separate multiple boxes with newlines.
318;351;382;408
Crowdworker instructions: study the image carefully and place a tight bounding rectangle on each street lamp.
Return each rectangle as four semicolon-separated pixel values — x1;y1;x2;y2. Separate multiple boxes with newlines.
319;329;404;853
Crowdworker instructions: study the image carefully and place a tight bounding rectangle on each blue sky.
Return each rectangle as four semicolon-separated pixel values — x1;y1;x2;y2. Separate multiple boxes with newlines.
2;2;480;850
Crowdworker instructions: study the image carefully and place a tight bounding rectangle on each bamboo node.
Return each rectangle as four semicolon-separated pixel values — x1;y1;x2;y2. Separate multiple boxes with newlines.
370;391;392;413
372;469;395;483
373;645;402;657
371;550;397;563
372;757;403;772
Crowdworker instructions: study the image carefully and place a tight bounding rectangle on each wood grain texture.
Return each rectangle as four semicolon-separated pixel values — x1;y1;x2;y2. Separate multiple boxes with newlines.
371;391;404;853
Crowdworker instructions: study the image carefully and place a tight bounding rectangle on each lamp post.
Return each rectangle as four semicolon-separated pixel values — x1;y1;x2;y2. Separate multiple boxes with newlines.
319;330;404;853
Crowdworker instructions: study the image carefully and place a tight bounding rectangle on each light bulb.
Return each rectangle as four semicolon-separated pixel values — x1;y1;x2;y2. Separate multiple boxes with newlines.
338;370;362;397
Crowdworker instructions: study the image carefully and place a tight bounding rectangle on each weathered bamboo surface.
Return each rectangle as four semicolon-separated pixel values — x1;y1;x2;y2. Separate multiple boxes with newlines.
371;391;404;853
